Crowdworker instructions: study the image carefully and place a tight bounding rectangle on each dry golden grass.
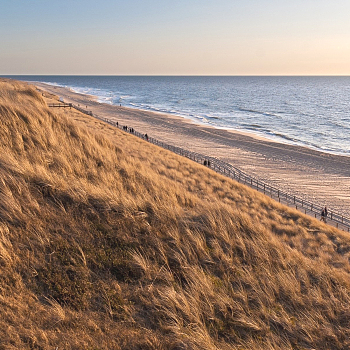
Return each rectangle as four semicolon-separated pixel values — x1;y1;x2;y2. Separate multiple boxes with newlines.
0;78;350;349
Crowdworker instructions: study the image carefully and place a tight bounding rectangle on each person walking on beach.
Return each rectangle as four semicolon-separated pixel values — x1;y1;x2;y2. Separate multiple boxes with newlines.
320;206;328;223
321;209;325;222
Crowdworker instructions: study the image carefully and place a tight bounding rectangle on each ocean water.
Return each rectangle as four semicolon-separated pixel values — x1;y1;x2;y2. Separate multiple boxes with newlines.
7;75;350;156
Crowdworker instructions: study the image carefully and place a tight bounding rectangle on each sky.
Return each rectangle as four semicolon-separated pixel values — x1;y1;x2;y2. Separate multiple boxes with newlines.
1;0;350;75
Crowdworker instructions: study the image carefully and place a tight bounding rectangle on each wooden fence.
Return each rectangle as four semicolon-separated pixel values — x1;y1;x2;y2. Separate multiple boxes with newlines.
48;103;72;108
57;103;350;232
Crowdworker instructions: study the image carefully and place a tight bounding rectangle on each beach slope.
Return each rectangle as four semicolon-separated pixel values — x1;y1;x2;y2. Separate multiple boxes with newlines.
1;78;350;349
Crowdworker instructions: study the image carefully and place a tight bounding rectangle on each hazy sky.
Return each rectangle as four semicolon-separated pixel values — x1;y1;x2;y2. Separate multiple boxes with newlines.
1;0;350;75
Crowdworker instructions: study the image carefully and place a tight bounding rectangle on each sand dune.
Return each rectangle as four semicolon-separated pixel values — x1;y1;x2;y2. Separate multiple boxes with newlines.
2;78;350;349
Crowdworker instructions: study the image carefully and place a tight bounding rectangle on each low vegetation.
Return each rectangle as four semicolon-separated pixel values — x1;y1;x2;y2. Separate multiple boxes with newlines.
0;78;350;349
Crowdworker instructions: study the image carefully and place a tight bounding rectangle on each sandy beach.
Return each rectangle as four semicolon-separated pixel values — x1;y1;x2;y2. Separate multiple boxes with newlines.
36;82;350;217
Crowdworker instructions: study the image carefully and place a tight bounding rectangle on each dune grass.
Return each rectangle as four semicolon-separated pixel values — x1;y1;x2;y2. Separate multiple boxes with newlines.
0;78;350;349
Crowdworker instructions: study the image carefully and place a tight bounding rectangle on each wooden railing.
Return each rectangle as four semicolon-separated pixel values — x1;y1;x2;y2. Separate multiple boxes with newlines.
66;103;350;232
48;103;72;108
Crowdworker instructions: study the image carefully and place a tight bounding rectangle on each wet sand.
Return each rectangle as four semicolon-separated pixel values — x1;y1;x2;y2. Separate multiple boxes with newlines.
36;82;350;216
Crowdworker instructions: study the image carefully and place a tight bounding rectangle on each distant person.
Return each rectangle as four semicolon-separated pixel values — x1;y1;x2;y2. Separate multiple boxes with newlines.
204;160;207;166
320;206;327;223
145;134;149;141
207;160;211;167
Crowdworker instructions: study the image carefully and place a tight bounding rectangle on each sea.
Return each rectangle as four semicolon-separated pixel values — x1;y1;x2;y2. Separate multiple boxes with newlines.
6;75;350;157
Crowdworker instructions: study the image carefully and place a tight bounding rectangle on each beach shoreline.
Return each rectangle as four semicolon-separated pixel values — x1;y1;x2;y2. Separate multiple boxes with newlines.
35;82;350;216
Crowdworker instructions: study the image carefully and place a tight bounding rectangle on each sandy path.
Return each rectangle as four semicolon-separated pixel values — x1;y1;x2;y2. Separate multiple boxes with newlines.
36;83;350;216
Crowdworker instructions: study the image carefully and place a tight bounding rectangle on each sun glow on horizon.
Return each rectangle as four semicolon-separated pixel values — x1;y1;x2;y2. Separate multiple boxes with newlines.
1;0;350;75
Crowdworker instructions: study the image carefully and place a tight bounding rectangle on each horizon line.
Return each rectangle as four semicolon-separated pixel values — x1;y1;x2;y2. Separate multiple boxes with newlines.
2;74;350;77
